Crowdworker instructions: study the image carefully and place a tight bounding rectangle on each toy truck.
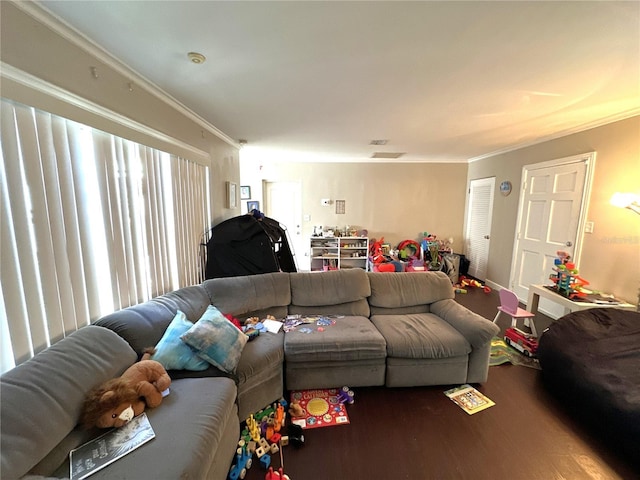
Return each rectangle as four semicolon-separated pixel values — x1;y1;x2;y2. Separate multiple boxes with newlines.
504;327;538;357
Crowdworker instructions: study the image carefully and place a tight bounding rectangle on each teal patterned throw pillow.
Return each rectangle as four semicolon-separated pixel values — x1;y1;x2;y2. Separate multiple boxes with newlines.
181;305;247;374
151;310;210;371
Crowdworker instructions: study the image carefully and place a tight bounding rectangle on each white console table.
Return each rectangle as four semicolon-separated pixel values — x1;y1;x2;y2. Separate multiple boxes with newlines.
527;284;635;316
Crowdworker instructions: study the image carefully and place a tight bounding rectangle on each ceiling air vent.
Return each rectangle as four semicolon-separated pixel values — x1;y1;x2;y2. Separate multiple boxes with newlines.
371;152;405;159
369;139;388;145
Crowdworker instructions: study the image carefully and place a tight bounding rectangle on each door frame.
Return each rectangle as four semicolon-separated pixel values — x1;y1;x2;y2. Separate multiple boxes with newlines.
508;152;596;303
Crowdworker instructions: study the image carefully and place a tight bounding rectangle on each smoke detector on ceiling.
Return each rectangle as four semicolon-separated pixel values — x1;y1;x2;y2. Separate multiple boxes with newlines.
371;152;405;159
187;52;206;64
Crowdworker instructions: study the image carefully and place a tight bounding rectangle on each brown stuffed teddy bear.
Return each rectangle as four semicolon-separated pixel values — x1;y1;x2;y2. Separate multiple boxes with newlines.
81;350;171;429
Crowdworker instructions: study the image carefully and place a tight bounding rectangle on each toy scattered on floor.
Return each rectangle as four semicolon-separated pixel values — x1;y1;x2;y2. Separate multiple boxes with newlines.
265;467;290;480
228;442;253;480
454;288;467;294
81;349;171;429
549;251;590;299
288;399;305;418
286;424;305;448
336;386;355;404
504;327;538;357
457;276;492;294
232;399;296;479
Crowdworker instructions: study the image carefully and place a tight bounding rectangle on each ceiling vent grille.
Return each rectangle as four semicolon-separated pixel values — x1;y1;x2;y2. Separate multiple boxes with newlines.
369;139;388;145
371;152;405;159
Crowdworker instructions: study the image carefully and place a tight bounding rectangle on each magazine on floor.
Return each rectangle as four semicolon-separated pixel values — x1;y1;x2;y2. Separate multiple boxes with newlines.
444;384;495;415
69;413;155;480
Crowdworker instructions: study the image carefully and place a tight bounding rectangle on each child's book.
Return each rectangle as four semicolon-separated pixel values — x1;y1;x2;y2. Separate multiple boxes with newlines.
69;413;155;480
444;384;495;415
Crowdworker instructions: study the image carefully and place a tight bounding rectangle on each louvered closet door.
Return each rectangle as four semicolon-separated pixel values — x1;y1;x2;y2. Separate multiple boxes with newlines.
465;177;495;281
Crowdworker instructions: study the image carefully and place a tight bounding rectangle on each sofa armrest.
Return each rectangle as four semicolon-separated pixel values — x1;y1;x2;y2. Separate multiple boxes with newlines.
430;299;499;348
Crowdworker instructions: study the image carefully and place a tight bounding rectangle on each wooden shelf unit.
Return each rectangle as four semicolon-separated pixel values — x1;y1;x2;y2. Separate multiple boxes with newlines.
310;236;370;271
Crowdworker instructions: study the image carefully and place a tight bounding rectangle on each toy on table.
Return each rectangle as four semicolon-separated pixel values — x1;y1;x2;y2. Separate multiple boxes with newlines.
81;349;171;429
549;251;590;299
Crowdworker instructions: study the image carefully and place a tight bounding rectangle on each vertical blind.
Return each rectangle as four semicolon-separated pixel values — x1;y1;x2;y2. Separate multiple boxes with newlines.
0;98;210;373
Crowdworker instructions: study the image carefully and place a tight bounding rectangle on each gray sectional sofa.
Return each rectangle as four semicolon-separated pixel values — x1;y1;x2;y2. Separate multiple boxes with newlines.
1;269;498;480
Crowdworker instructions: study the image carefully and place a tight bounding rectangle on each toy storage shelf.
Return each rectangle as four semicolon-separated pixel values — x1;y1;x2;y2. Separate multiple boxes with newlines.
310;236;369;271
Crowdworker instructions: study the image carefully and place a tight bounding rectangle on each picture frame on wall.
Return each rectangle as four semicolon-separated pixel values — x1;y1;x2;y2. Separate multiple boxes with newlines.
247;200;260;213
240;185;251;200
226;182;237;209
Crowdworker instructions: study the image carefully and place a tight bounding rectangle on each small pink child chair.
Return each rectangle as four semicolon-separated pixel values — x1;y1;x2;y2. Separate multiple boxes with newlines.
493;288;538;337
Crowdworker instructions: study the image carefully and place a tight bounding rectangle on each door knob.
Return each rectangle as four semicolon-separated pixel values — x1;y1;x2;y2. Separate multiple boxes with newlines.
565;241;572;247
484;235;490;239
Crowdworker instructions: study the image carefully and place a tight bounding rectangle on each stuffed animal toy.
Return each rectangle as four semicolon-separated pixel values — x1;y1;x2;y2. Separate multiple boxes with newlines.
81;350;171;429
288;399;305;418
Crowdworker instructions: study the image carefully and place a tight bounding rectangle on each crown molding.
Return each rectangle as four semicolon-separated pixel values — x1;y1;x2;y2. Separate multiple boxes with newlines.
16;0;238;149
1;62;211;163
468;108;640;163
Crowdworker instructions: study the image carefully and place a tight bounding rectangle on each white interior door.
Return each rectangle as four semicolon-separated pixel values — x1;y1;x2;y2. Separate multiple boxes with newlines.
264;181;304;271
510;153;593;317
464;177;495;281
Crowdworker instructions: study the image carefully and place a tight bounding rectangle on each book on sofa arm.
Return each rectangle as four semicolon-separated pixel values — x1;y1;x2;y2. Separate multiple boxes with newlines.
69;413;155;480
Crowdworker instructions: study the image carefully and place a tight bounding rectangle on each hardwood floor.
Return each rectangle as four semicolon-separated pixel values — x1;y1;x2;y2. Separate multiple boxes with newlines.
242;288;639;480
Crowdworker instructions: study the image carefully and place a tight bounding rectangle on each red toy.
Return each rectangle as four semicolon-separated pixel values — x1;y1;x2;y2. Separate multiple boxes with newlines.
458;276;492;294
504;327;538;357
265;467;290;480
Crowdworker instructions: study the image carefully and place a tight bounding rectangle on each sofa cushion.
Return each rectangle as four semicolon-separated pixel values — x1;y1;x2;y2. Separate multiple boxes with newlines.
202;272;291;316
289;269;371;308
94;285;211;355
284;316;386;362
181;305;248;374
367;271;454;309
0;326;136;479
236;332;284;386
371;313;471;359
150;310;210;371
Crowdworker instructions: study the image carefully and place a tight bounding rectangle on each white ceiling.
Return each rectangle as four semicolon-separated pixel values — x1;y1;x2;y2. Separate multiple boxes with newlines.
38;1;640;163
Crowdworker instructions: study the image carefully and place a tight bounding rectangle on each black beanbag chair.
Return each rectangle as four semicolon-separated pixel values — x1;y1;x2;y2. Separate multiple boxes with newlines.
537;307;640;462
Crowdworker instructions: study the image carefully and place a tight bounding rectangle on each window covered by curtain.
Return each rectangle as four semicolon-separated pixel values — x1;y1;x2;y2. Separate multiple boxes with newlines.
0;99;210;373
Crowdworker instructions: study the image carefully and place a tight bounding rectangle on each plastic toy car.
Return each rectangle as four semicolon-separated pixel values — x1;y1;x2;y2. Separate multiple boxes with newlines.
504;327;538;357
228;445;252;480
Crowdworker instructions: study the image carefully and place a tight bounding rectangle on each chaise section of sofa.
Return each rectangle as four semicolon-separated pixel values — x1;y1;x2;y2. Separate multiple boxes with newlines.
285;269;387;390
367;271;499;387
1;324;240;480
1;326;136;479
63;376;239;480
